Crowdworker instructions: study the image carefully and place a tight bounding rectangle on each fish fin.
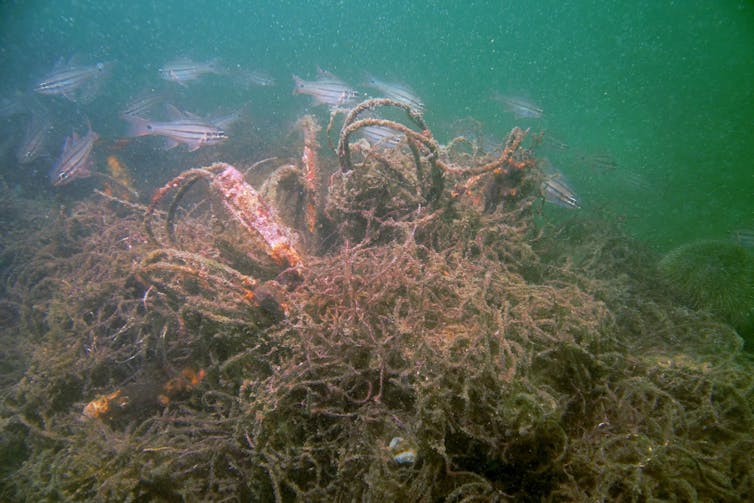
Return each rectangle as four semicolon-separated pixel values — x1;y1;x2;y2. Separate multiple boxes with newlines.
164;104;185;121
53;56;66;69
163;138;180;150
317;67;338;80
124;116;152;137
183;110;202;121
76;81;100;104
208;58;225;75
363;72;375;84
80;160;93;178
61;135;73;152
186;142;202;152
67;54;83;67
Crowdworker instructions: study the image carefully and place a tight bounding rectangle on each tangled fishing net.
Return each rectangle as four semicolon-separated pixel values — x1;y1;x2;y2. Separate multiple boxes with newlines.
1;100;752;501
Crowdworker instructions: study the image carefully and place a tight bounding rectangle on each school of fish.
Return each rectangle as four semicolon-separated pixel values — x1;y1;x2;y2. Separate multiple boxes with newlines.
4;54;585;211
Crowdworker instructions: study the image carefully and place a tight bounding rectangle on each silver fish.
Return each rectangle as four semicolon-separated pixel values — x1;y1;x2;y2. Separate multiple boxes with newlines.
541;134;569;151
292;69;359;108
159;58;223;86
541;174;581;209
209;105;246;130
493;93;543;119
125;105;227;152
120;91;164;118
731;229;754;249
365;74;424;114
238;68;276;87
361;125;404;149
0;96;24;117
615;169;653;193
35;60;111;103
50;125;98;186
17;111;52;164
479;135;503;156
581;152;617;171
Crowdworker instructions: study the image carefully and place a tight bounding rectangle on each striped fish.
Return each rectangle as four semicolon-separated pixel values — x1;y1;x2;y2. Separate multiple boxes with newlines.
361;125;404;149
50;125;99;186
365;74;425;114
541;174;581;209
120;91;164;118
209;105;247;130
493;93;543;119
125;105;227;152
17;111;52;164
238;68;276;87
35;60;111;103
292;69;359;108
159;58;223;86
581;152;618;172
732;229;754;249
0;96;24;118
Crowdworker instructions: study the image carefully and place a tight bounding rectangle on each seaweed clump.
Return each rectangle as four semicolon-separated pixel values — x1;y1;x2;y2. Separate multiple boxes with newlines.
658;240;754;343
0;101;753;501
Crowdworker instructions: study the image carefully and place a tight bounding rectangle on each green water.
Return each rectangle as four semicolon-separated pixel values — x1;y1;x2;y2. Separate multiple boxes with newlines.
1;0;752;252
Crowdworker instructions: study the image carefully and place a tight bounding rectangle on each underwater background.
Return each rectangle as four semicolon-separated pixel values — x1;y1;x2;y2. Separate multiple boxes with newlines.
0;0;752;252
2;1;754;501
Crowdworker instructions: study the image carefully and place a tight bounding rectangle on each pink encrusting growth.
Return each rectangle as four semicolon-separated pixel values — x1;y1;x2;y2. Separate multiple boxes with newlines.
211;164;303;267
146;162;303;269
297;115;322;234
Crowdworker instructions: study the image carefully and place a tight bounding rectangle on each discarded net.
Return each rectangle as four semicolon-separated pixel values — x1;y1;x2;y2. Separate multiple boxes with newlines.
1;102;752;501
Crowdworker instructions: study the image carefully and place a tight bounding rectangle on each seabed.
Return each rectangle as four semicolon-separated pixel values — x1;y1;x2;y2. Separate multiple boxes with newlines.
1;101;752;501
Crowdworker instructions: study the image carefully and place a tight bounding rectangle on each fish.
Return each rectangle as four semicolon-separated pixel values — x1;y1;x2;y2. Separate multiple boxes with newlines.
238;68;276;87
731;229;754;249
581;152;618;172
292;69;359;108
124;104;228;152
541;134;569;151
120;91;164;118
35;59;111;103
159;57;223;86
615;169;653;193
365;74;425;114
361;125;404;149
50;124;99;186
209;105;247;131
541;174;581;209
0;96;24;117
492;93;543;119
17;111;52;164
479;135;503;156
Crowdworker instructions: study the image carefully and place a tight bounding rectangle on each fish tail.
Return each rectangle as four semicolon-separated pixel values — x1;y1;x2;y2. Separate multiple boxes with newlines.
208;58;226;75
124;116;152;137
292;74;304;95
